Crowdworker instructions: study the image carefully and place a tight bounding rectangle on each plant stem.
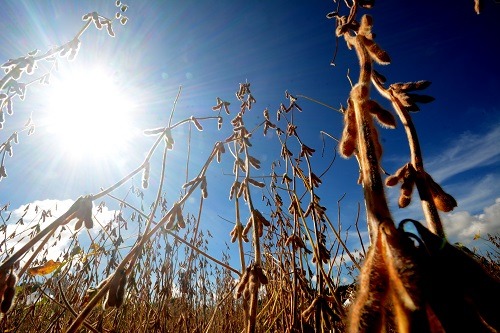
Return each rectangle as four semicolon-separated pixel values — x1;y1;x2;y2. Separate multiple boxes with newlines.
349;35;394;240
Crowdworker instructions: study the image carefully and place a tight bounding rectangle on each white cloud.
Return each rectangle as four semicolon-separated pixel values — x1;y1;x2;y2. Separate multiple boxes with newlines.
4;199;75;262
441;198;500;245
2;199;116;265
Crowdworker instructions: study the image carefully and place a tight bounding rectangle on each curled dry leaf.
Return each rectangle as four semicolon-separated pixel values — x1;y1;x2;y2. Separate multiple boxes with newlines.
28;260;62;276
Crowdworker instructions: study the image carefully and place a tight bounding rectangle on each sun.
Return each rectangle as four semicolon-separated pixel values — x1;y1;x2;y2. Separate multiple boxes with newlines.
43;66;137;160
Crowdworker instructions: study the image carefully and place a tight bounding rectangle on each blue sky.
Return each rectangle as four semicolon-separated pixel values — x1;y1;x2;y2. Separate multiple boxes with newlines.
1;0;499;271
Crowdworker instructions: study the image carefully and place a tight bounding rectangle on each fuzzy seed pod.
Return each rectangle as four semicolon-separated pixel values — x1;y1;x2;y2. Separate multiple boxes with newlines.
302;298;318;321
398;194;412;208
200;177;208;199
304;202;313;218
1;272;17;314
212;97;223;111
400;177;415;197
165;213;176;230
115;275;127;307
176;209;186;229
235;267;251;299
407;93;435;104
0;166;7;179
190;116;203;131
229;181;240;200
74;218;83;230
390;80;431;92
103;291;113;309
385;175;400;187
358;15;374;38
257;221;263;238
372;70;387;85
105;289;117;308
248;156;261;169
142;162;150;189
1;286;15;313
236;181;247;200
359;36;391;65
253;209;270;227
106;270;126;308
143;127;165;136
254;265;268;285
365;100;396;129
310;172;322;188
247;178;265;188
230;224;243;243
242;218;253;240
426;175;457;212
386;164;407;186
339;100;357;158
475;0;482;14
0;270;8;297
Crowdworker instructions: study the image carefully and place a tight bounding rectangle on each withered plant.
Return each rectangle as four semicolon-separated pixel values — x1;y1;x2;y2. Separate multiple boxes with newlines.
329;1;500;332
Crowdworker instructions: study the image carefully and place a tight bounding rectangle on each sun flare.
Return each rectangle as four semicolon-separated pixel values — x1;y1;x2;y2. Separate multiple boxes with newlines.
43;66;136;159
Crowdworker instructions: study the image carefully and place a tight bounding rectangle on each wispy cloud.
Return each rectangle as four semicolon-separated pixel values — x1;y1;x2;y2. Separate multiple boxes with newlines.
426;125;500;183
446;173;500;214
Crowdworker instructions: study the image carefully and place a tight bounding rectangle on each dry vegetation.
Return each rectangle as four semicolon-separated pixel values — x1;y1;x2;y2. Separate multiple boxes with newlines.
0;1;499;332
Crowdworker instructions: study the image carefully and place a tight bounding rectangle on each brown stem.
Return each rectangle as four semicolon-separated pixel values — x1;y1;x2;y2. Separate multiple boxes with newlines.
349;35;394;240
372;80;445;237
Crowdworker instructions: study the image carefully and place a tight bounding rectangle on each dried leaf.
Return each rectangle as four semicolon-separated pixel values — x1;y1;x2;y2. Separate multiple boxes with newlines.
28;260;62;276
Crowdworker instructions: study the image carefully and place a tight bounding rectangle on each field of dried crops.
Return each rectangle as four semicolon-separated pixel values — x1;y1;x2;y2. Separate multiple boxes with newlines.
0;1;498;332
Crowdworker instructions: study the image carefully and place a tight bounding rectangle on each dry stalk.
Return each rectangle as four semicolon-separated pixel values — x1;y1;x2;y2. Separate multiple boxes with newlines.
332;3;499;332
